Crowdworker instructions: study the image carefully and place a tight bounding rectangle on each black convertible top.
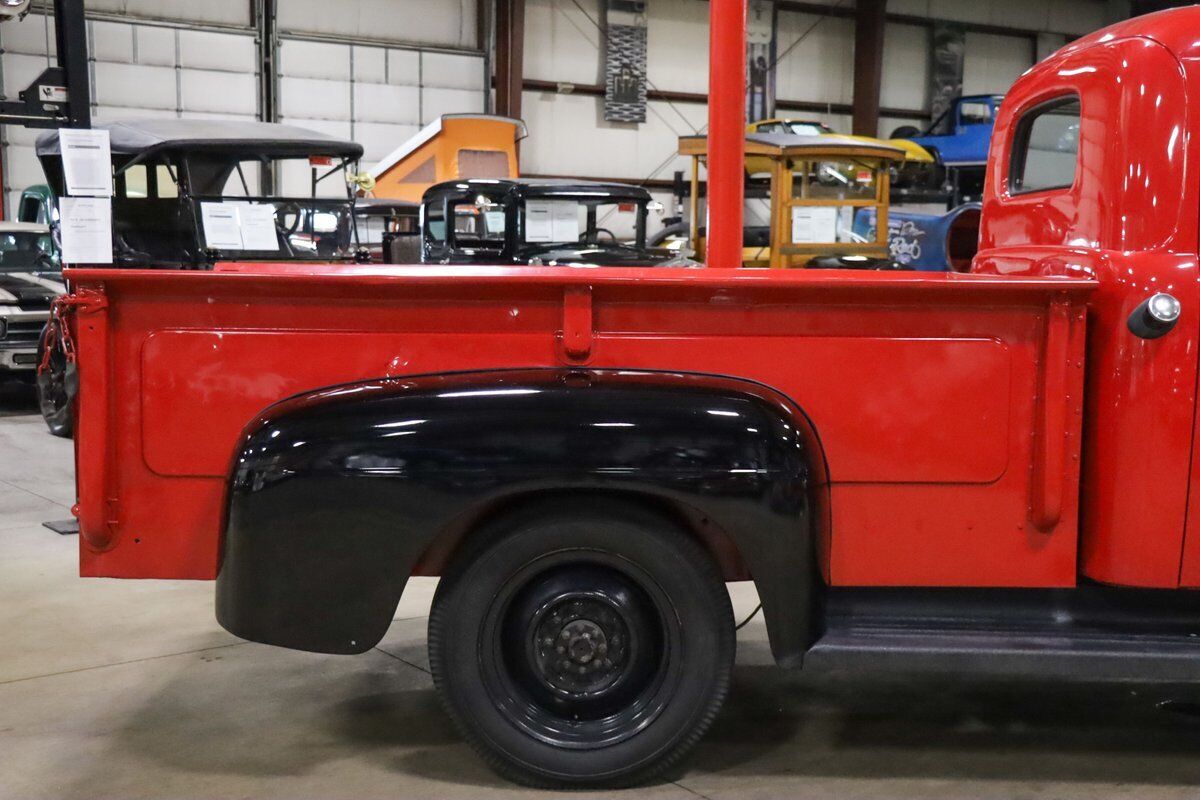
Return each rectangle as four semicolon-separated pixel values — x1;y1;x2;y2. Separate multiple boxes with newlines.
36;119;363;160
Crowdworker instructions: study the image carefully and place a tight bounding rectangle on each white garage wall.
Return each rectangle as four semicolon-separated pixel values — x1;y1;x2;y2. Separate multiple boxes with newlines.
0;0;1116;214
0;2;486;210
521;0;1115;185
278;0;478;51
81;0;250;27
0;11;258;211
962;31;1034;96
521;0;1115;232
887;0;1109;37
277;37;484;196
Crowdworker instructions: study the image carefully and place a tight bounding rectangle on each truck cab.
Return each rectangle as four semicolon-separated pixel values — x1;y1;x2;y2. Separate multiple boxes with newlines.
52;7;1200;791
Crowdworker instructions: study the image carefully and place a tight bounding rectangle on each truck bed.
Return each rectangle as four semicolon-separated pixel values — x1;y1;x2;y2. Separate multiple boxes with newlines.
65;265;1095;587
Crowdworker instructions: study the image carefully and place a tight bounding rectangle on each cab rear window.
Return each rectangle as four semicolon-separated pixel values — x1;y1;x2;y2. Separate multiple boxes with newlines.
1009;95;1081;194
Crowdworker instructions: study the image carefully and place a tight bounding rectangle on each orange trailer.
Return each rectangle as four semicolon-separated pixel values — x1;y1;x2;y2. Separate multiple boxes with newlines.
370;114;526;203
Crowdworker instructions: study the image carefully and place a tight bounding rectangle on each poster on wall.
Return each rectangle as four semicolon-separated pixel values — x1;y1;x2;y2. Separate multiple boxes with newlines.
929;23;965;129
604;0;647;124
746;0;777;123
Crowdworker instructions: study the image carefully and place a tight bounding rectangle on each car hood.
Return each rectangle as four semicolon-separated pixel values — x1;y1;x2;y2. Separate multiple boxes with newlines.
0;271;66;310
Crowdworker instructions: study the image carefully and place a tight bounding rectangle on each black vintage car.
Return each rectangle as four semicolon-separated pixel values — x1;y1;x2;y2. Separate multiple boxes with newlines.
420;178;695;266
354;197;420;263
35;119;366;268
33;120;369;437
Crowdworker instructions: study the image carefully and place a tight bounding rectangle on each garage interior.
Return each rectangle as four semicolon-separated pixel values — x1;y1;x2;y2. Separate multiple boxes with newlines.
6;1;1200;798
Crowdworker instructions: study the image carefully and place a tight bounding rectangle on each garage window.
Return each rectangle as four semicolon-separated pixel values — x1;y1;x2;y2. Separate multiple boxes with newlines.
1009;95;1081;194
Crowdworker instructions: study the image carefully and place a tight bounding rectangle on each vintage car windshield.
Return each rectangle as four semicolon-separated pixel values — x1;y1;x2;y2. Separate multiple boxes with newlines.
187;157;357;261
112;155;360;264
518;196;646;253
0;230;54;271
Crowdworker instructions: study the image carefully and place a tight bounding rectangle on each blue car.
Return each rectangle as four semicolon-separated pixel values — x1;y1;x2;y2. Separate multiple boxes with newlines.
890;94;1003;167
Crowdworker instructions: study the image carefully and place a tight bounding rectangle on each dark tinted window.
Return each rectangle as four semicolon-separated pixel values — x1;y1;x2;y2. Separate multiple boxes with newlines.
18;196;42;223
1010;96;1080;194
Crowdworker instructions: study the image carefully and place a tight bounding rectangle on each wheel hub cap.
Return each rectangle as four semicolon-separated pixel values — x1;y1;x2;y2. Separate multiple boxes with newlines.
534;598;630;693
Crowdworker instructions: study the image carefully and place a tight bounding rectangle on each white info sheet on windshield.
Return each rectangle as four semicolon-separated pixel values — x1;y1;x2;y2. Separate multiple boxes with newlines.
525;200;580;243
200;202;280;251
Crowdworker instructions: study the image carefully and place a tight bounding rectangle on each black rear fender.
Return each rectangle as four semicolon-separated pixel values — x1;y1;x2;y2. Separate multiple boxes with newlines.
216;369;827;666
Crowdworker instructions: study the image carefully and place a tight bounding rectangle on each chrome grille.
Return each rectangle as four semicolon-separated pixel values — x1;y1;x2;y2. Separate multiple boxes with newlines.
0;317;44;349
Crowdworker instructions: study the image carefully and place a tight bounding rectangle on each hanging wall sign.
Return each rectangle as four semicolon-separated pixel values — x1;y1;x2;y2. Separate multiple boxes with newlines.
746;0;777;123
604;0;647;124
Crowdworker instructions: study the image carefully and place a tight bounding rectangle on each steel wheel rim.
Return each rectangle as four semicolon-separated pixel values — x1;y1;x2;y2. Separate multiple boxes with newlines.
479;549;682;750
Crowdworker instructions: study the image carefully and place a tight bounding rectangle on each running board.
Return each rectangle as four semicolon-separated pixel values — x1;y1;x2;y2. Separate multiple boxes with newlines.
804;587;1200;682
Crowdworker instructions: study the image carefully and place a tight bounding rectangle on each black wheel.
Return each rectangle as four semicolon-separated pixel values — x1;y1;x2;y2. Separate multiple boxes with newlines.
35;322;73;438
890;124;921;139
428;500;735;788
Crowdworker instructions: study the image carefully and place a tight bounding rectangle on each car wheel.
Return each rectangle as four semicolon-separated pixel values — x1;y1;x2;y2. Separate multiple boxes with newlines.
428;500;735;789
35;322;73;438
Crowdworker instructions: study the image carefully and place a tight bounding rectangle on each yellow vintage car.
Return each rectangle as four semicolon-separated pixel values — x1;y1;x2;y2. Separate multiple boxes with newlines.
746;118;935;187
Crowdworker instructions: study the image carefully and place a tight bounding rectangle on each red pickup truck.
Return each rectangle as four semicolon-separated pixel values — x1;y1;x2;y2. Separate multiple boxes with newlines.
54;6;1200;790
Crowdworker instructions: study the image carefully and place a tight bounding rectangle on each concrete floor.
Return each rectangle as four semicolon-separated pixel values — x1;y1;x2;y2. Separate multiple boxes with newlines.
5;383;1200;799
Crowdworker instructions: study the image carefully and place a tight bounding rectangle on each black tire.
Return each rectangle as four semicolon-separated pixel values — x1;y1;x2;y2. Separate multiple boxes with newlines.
35;322;73;438
428;500;735;789
890;124;921;139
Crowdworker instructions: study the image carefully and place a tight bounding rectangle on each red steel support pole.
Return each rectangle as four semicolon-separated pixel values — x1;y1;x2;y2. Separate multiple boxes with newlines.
706;0;747;268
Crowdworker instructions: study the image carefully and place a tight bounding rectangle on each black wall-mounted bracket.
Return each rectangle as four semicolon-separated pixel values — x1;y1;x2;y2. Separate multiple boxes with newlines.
0;0;90;129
